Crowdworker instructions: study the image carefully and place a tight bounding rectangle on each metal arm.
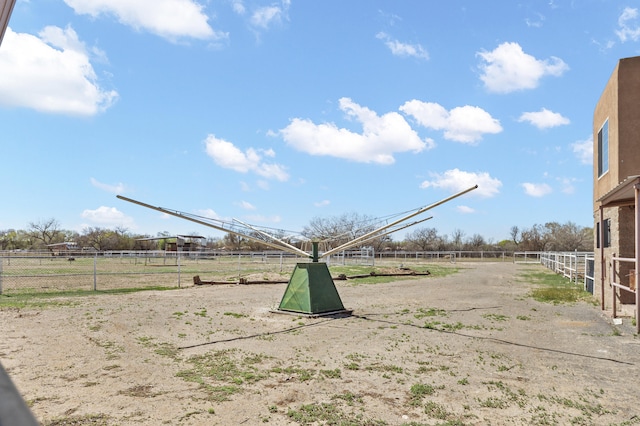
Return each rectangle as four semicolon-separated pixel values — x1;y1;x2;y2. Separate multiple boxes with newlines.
323;216;433;255
321;185;477;258
232;218;310;258
117;195;311;258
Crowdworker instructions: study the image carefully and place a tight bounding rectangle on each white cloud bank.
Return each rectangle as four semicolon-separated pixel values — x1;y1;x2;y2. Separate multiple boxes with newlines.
204;134;289;181
518;108;570;129
81;206;135;228
522;182;552;197
281;97;430;164
400;100;502;144
477;42;568;93
0;27;118;116
376;32;429;60
420;169;502;198
64;0;226;42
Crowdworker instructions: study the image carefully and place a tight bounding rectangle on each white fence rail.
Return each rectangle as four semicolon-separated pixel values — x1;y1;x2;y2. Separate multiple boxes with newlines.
515;251;595;293
609;253;636;320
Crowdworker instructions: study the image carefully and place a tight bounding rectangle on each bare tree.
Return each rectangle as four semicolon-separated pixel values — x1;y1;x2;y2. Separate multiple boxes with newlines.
544;221;592;251
515;222;593;252
80;227;119;251
465;233;486;250
223;233;246;251
302;212;377;248
405;227;442;251
450;229;465;250
28;218;63;249
519;224;547;251
114;226;129;237
510;226;520;245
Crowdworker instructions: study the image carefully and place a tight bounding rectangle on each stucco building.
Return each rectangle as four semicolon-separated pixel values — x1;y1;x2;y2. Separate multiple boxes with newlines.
593;56;640;325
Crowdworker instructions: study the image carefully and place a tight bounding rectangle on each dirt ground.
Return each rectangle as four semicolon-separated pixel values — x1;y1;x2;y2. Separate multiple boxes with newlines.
2;262;640;426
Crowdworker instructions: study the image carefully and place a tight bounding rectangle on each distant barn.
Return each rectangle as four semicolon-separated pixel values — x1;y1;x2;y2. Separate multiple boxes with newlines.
136;235;205;252
46;242;79;256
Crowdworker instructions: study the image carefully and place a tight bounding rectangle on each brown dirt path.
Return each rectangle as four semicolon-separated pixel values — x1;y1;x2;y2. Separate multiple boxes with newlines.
1;262;640;425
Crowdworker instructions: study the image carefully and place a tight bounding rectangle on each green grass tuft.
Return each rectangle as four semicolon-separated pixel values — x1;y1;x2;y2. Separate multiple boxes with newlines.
520;269;596;305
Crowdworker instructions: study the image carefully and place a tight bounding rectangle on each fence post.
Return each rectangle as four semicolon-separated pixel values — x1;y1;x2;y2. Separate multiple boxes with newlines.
93;253;97;291
0;257;3;295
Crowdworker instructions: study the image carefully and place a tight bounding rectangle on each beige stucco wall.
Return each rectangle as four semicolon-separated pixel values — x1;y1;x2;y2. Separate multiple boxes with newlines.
593;62;617;198
618;57;640;179
593;57;640;310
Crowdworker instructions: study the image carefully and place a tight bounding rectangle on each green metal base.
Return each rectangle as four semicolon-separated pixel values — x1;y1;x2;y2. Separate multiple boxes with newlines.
278;262;346;315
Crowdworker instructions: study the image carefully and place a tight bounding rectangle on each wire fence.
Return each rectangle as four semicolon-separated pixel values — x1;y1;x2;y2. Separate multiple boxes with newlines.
0;249;520;295
0;251;303;294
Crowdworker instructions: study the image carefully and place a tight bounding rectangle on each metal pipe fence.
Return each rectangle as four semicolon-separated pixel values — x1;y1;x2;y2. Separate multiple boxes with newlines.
609;253;636;319
517;251;595;293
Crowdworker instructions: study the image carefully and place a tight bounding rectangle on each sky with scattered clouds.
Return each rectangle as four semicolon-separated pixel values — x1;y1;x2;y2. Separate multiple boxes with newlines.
1;0;638;243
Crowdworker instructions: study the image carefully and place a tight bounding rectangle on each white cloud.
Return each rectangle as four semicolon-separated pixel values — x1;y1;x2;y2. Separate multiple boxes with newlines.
90;178;125;194
571;136;593;165
314;200;330;207
250;0;290;30
81;206;135;228
281;97;430;164
456;205;475;214
616;7;640;42
204;134;289;181
64;0;226;42
522;182;552;197
376;32;429;60
238;201;256;210
231;0;246;15
400;100;502;144
0;27;118;115
477;42;568;93
525;12;545;28
518;108;570;129
420;169;502;198
195;208;221;220
262;148;276;158
557;177;577;195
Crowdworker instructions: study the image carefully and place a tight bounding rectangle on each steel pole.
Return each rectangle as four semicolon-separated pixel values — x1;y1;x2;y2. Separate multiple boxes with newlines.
322;185;477;258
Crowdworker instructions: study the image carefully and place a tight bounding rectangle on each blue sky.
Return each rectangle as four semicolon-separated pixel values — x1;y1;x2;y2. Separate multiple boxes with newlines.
1;0;639;243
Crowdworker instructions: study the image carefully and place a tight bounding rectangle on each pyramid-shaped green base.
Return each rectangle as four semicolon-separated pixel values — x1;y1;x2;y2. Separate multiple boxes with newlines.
278;262;345;314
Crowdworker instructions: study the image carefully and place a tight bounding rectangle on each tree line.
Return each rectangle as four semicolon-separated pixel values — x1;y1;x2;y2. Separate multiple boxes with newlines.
0;216;594;253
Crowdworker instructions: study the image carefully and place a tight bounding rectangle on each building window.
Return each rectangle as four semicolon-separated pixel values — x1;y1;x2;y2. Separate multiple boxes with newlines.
598;119;609;177
596;219;611;248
